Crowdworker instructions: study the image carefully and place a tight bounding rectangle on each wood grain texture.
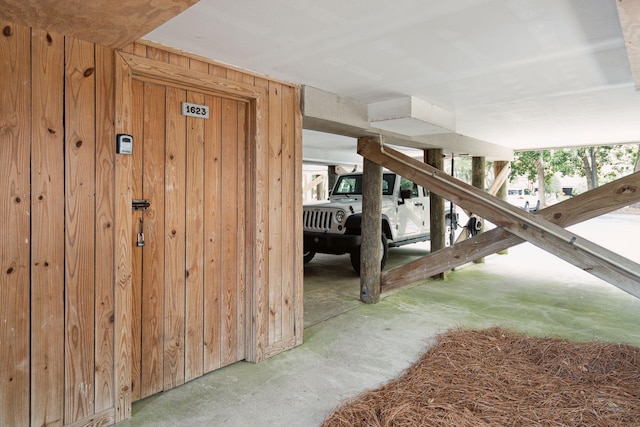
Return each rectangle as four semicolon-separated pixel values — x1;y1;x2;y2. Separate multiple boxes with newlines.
203;95;223;372
114;49;133;423
281;85;295;339
221;98;240;366
268;81;283;343
360;153;383;304
0;0;197;48
30;27;65;427
368;142;640;295
251;77;270;363
184;90;205;382
616;0;640;90
120;53;263;100
236;101;248;360
94;43;116;413
163;86;186;390
130;78;144;402
140;82;166;398
64;37;96;424
293;85;304;346
0;20;31;427
0;25;305;426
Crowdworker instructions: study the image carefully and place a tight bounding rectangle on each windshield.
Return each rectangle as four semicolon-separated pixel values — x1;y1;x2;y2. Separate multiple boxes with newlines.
333;173;396;196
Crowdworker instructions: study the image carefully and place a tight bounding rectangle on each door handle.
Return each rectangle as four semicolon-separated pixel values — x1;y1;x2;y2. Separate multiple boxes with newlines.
414;202;423;207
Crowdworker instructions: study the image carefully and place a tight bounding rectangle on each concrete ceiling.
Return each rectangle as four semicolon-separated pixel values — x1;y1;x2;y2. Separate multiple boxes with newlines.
143;0;640;159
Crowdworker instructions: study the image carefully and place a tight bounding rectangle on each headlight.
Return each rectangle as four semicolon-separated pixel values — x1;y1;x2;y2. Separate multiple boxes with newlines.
335;210;345;222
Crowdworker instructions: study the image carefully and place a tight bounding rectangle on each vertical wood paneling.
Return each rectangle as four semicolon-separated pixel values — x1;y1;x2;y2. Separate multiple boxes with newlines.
163;86;187;389
293;86;304;345
0;21;31;427
141;83;166;398
30;28;65;427
252;77;270;362
189;58;209;73
114;50;133;423
95;43;115;413
203;95;222;372
130;78;144;402
146;45;169;63
221;98;239;366
0;30;304;427
64;37;96;424
169;52;190;68
208;63;227;78
237;102;247;360
185;90;205;382
268;82;283;343
281;85;295;337
226;69;243;83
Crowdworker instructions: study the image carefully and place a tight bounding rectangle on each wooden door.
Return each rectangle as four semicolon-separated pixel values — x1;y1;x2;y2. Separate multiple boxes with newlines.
130;80;248;401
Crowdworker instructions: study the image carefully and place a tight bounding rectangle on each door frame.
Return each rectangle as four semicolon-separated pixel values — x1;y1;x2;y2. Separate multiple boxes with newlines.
114;51;268;422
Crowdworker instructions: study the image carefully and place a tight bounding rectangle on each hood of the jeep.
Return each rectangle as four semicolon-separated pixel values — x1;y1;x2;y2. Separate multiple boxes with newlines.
304;197;361;211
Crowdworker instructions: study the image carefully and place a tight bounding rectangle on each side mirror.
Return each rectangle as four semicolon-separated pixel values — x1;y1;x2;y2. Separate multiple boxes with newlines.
400;189;412;200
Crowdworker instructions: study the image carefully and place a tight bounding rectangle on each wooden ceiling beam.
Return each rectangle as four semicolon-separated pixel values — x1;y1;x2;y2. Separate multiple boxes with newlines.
0;0;198;48
616;0;640;90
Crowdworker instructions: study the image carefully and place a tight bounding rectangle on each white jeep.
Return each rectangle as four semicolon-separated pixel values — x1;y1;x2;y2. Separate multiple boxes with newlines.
303;172;467;273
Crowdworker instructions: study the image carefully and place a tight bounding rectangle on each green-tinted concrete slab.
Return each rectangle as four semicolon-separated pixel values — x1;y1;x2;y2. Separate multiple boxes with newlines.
120;212;640;427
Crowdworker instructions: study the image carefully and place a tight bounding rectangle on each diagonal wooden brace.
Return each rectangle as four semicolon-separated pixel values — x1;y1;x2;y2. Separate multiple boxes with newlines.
357;138;640;298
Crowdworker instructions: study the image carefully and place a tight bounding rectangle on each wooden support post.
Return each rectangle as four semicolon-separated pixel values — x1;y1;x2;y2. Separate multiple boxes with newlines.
358;141;640;299
426;149;446;280
493;160;509;255
472;156;486;263
360;137;383;303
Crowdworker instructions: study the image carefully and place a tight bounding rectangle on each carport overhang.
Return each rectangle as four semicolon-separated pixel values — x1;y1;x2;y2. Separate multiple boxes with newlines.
302;85;514;162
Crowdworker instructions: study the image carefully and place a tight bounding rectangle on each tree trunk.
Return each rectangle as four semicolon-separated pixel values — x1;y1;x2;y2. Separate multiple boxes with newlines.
537;151;545;208
589;147;599;188
581;152;595;190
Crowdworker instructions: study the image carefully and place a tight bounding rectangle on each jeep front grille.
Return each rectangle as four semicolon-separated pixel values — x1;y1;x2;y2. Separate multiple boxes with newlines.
303;210;333;232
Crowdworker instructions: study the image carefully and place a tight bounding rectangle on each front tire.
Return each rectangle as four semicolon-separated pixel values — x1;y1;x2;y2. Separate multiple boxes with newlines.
303;250;316;264
350;234;388;275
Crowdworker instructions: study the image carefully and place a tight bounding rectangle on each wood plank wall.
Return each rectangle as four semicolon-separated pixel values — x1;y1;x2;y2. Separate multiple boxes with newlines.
0;22;303;426
1;21;118;426
121;40;303;363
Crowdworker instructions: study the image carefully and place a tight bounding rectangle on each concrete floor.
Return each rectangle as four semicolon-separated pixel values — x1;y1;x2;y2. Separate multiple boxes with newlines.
120;212;640;427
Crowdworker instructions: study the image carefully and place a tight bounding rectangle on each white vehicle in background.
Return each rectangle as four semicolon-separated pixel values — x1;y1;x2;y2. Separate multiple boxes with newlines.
302;172;473;274
507;188;540;212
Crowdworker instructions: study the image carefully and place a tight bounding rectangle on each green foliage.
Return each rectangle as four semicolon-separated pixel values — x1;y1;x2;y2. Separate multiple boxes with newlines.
510;144;639;191
510;150;553;184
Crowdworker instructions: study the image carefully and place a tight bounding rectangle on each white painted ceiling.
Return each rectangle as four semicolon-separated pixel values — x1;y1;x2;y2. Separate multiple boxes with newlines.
144;0;640;160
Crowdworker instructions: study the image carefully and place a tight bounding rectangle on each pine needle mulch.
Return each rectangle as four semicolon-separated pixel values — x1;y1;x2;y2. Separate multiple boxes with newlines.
322;327;640;426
